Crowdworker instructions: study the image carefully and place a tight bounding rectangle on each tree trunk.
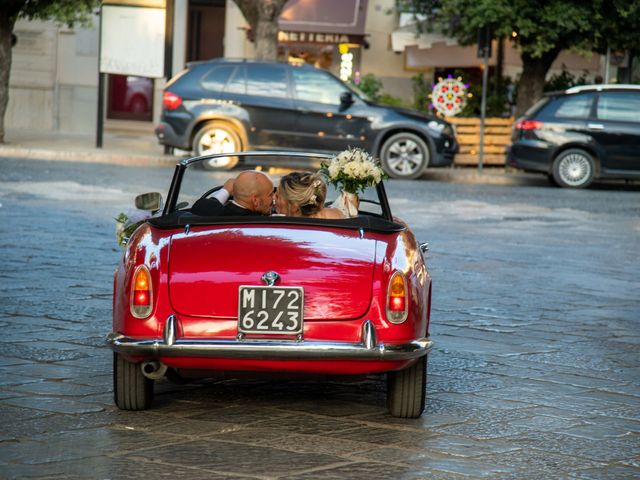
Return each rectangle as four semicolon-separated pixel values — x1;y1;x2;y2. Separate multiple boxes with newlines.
515;48;561;118
233;0;287;61
0;11;17;144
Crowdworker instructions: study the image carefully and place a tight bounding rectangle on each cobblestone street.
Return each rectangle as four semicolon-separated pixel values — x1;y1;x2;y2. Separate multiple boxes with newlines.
1;157;639;479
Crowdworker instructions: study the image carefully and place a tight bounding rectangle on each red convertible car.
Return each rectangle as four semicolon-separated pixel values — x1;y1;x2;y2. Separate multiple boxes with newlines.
107;152;433;418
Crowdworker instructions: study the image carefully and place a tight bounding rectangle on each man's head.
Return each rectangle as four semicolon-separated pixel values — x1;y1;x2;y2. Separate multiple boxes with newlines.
232;171;274;214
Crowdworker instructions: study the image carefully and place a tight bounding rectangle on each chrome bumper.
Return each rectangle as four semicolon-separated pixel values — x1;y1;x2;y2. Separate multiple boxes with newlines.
106;317;432;361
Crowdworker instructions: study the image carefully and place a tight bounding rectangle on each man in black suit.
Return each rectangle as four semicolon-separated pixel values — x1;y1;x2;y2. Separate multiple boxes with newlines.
192;170;274;216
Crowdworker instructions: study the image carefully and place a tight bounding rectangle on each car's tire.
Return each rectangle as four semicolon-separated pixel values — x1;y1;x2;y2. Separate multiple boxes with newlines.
552;149;596;188
380;132;430;179
192;122;241;170
113;353;154;410
387;355;427;418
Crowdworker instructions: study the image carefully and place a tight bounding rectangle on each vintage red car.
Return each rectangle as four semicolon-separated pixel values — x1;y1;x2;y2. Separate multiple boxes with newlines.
106;152;433;418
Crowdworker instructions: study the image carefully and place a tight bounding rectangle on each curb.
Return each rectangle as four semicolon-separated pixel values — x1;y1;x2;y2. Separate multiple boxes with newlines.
0;145;179;168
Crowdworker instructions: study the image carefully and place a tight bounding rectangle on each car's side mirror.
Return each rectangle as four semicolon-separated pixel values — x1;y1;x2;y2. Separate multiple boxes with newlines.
340;91;354;109
135;192;163;212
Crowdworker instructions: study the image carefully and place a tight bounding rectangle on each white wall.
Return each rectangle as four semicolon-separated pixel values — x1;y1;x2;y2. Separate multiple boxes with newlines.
7;20;58;130
360;0;418;102
224;0;255;59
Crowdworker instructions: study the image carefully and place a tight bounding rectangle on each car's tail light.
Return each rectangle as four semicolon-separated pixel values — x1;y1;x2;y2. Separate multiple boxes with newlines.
131;265;153;318
386;271;408;324
515;120;543;130
163;91;182;110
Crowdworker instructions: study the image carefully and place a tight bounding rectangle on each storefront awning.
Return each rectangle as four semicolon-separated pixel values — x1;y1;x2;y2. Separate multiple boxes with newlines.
278;0;368;44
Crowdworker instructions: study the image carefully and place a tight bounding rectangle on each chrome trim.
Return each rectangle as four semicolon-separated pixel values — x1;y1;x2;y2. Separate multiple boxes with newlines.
361;320;377;349
105;332;432;361
141;360;168;380
180;150;335;167
565;84;640;94
164;315;177;346
261;271;280;286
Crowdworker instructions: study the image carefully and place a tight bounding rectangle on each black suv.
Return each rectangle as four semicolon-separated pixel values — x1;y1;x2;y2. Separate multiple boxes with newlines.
155;59;457;179
507;84;640;188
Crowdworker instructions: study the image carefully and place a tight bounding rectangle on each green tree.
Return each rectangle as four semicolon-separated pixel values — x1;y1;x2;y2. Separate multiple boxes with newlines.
0;0;98;143
232;0;288;61
404;0;640;117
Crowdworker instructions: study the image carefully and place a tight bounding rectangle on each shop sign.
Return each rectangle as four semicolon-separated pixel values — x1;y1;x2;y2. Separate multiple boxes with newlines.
278;31;362;45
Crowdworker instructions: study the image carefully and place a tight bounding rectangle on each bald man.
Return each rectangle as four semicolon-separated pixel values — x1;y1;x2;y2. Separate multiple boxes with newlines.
192;171;274;216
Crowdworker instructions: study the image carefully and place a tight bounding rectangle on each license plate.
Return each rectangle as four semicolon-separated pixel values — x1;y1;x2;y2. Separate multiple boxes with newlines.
238;286;304;335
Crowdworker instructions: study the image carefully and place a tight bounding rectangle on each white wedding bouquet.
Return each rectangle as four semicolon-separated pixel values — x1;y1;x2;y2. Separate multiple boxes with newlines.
114;209;152;248
320;147;385;194
320;148;386;217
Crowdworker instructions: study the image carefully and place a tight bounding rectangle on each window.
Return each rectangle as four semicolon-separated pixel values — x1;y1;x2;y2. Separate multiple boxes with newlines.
201;65;235;92
225;65;246;94
245;64;289;98
597;92;640;122
292;68;349;105
552;94;594;119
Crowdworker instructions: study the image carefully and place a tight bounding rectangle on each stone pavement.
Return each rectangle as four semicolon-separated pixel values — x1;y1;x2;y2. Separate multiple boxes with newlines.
0;153;639;479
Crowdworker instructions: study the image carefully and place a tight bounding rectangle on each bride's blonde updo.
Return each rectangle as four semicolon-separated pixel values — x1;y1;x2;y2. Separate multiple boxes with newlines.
279;172;327;216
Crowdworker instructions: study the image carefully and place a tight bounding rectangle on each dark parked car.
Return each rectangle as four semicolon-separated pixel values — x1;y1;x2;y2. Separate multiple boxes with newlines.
155;59;457;179
507;84;640;188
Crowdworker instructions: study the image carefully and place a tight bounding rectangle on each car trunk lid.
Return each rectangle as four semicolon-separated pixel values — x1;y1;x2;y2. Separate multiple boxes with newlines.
168;226;376;320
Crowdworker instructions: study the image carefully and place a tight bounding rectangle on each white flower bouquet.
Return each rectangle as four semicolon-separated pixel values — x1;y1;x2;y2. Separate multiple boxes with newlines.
114;209;152;248
320;147;385;194
320;148;386;217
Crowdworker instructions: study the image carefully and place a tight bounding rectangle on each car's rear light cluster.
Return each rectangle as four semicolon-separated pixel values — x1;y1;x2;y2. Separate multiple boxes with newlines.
131;265;153;318
515;120;544;131
163;91;183;110
386;271;408;324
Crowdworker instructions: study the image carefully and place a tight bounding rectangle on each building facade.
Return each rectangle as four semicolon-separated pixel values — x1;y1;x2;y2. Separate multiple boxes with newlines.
7;0;625;136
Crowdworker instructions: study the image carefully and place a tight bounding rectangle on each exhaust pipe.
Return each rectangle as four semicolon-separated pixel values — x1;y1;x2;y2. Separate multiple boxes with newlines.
141;360;168;380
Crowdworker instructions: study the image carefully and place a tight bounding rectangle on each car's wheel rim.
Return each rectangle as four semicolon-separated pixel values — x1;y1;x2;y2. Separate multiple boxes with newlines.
558;153;591;186
386;139;425;176
198;129;237;168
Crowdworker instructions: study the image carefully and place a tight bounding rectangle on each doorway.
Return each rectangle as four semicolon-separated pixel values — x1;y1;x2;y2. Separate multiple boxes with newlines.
187;0;226;62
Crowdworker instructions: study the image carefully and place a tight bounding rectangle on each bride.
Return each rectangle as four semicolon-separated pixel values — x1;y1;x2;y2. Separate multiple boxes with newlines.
275;172;345;219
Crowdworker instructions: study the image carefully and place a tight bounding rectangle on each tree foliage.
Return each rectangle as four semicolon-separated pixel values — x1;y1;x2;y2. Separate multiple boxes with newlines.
405;0;640;116
0;0;99;143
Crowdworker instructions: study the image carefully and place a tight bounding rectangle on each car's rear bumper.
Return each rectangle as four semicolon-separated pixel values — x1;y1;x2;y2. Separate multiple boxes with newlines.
155;121;191;150
106;318;432;361
506;142;554;173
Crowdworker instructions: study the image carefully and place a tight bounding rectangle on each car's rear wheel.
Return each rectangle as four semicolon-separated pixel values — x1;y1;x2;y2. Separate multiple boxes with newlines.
193;122;241;170
380;132;430;179
552;149;596;188
113;353;154;410
387;355;427;418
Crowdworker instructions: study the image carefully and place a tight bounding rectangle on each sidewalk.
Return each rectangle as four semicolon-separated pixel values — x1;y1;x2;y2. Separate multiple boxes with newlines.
0;127;178;168
0;127;542;185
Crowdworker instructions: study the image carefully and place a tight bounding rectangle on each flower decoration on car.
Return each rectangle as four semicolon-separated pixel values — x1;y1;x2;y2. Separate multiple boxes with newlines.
114;210;151;248
320;147;386;194
429;75;471;117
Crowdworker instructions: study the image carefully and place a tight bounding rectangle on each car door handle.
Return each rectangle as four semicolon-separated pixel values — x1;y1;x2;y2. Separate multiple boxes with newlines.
297;108;310;114
587;123;604;130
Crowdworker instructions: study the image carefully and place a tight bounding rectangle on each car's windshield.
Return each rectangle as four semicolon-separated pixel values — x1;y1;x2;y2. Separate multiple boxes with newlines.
173;153;384;218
